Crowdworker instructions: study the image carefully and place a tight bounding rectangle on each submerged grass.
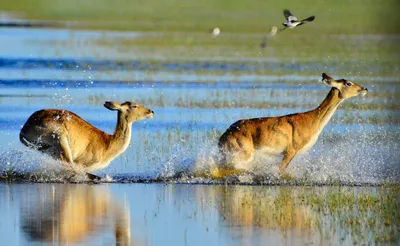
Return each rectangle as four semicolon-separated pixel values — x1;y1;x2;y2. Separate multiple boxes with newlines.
44;30;400;75
0;3;398;244
94;32;400;65
2;1;399;76
217;185;400;244
306;186;400;244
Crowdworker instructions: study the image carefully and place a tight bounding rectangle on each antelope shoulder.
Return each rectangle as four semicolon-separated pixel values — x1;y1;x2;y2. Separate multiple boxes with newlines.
298;132;320;154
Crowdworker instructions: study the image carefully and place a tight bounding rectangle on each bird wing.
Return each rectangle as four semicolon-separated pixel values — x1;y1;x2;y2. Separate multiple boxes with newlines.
301;16;315;22
283;9;293;21
289;16;298;22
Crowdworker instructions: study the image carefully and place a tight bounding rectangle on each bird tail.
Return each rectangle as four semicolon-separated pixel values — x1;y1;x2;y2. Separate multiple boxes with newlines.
301;16;315;22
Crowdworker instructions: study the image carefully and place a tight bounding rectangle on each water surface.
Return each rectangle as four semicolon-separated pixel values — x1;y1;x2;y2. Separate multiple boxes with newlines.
0;26;399;245
0;27;399;184
1;183;398;246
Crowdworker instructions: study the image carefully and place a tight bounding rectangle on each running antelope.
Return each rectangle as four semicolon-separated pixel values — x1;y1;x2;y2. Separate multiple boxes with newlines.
20;101;154;176
218;73;368;175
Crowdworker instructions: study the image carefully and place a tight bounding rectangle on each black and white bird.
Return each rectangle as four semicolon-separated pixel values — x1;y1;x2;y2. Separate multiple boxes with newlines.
281;9;315;30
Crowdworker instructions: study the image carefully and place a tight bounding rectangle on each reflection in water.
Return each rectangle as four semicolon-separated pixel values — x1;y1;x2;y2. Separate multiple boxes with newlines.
192;186;399;245
216;187;315;229
19;184;131;245
210;186;318;245
0;184;398;245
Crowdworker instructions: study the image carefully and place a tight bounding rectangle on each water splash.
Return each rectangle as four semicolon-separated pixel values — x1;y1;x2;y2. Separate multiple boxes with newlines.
0;149;93;182
1;128;399;185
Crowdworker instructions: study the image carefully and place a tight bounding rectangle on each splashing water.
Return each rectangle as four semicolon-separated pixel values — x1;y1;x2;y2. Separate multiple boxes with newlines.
1;127;399;185
0;149;95;182
1;109;398;185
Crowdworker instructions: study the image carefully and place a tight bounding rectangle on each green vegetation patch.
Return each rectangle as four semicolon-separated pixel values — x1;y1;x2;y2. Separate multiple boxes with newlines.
1;0;400;34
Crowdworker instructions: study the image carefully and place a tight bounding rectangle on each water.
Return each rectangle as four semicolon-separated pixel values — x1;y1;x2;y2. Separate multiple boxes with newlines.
0;28;399;183
0;27;399;245
1;183;398;246
1;81;398;183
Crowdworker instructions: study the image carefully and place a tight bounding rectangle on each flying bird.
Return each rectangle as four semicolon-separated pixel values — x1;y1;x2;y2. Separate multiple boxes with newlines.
281;9;315;30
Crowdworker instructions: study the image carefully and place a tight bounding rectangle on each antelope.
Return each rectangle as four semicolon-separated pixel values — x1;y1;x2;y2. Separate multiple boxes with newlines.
218;73;368;175
19;101;154;178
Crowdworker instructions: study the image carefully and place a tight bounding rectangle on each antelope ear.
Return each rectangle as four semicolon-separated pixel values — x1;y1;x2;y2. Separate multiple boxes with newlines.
322;73;334;86
104;101;121;111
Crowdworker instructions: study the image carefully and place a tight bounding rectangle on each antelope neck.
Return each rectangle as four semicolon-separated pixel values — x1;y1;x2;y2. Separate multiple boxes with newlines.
310;88;343;131
110;112;132;147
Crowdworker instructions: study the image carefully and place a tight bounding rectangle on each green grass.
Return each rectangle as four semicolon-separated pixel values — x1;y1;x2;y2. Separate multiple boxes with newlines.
1;0;400;34
86;88;400;111
304;186;400;244
93;32;400;63
3;0;398;76
217;185;400;244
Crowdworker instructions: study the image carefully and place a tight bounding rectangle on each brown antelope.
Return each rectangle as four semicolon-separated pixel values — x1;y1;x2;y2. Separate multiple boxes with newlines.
19;101;154;176
218;73;368;175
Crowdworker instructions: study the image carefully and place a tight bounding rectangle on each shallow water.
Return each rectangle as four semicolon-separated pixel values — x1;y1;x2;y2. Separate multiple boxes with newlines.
1;183;399;246
0;22;399;245
0;27;399;184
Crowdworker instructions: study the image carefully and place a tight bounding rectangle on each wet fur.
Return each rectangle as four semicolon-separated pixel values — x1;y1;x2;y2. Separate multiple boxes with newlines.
218;73;368;174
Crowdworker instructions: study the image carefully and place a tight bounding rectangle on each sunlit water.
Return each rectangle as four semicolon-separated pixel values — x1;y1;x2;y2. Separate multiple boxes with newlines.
1;183;398;246
0;28;399;184
0;26;399;245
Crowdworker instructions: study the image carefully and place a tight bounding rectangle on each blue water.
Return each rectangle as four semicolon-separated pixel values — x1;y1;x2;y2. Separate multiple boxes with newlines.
0;24;399;246
4;183;393;246
0;27;399;184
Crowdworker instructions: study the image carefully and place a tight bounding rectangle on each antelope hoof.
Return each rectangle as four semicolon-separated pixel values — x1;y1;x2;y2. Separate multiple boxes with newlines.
86;172;102;181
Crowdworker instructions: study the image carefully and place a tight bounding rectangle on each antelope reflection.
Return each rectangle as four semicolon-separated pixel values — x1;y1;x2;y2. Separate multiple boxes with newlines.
20;184;131;245
218;187;316;229
194;186;317;242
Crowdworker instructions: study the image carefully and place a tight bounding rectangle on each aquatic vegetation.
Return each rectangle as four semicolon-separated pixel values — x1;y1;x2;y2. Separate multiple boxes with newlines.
305;186;400;244
0;1;399;245
216;186;400;244
94;33;400;69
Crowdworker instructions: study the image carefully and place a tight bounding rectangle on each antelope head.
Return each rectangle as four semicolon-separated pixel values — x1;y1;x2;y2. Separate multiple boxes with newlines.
104;101;154;122
322;73;368;99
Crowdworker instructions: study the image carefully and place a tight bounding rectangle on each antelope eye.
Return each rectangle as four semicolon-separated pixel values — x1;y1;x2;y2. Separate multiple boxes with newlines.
345;82;352;87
